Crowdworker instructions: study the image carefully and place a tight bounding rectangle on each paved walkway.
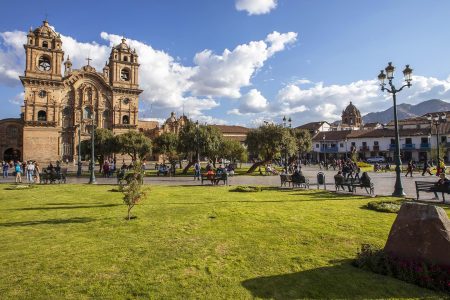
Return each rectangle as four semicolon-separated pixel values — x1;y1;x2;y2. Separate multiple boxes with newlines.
0;166;441;200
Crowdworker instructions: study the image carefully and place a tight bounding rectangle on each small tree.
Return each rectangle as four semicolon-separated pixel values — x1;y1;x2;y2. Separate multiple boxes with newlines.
120;161;146;220
220;139;248;166
294;128;312;160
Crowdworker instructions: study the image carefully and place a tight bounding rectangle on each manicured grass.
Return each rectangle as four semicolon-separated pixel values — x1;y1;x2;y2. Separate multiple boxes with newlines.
0;184;447;299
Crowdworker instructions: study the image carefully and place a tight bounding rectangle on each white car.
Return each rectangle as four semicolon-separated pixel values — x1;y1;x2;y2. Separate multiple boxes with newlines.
366;156;386;163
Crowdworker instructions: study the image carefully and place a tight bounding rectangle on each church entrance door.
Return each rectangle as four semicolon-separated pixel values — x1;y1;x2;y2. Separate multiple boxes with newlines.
3;148;21;162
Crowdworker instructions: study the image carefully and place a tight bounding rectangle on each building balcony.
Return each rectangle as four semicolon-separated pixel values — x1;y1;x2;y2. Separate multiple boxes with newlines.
321;147;339;153
402;144;416;150
420;143;431;150
373;145;380;151
360;146;370;151
389;144;396;150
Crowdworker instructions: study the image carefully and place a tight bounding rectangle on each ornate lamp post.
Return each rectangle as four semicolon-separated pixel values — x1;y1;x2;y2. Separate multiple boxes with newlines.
88;108;96;184
427;113;447;163
77;123;82;177
377;62;413;197
322;135;327;169
195;120;200;163
282;116;292;172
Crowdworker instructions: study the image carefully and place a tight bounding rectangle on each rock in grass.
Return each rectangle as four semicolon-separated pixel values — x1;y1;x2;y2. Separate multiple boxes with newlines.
384;202;450;266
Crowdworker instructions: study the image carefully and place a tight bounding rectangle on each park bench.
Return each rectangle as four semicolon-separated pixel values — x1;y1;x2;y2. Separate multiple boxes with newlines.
201;173;228;185
334;175;374;195
415;181;450;201
280;174;292;187
292;175;309;189
41;168;67;184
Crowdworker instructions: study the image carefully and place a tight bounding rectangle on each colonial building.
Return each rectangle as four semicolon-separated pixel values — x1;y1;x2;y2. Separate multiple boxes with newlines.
0;20;142;163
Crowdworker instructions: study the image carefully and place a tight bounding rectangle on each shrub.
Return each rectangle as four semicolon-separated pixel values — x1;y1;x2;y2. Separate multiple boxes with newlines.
353;244;450;292
367;201;402;213
230;185;262;192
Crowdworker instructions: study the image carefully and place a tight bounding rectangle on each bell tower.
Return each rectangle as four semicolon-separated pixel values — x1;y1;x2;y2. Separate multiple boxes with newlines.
108;38;139;89
24;20;64;80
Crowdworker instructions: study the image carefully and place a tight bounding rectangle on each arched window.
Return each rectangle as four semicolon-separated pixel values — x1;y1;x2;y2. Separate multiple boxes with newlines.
83;107;92;119
120;68;130;81
37;110;47;121
6;126;18;139
122;115;129;124
124;56;128;62
103;110;111;128
62;107;72;128
42;41;48;48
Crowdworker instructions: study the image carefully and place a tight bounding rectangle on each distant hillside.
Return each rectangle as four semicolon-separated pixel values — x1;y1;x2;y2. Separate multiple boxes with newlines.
362;99;450;124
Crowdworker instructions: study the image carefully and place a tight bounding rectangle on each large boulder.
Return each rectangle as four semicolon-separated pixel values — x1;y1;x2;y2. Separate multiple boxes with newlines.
384;202;450;267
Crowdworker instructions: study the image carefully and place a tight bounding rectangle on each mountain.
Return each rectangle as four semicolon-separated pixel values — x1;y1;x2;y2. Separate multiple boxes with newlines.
362;99;450;124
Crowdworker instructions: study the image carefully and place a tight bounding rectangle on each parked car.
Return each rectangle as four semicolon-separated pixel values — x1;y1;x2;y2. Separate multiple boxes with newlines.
366;156;386;163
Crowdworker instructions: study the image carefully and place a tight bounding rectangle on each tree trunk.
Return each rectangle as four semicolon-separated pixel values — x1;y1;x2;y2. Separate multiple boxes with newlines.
127;206;131;220
247;159;271;174
182;160;194;174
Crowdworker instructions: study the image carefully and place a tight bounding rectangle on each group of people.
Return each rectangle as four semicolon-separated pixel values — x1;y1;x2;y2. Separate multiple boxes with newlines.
2;160;43;183
193;161;235;183
101;159;117;178
402;159;446;177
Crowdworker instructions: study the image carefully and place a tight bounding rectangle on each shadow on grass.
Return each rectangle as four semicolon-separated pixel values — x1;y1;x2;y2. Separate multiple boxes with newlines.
11;204;120;211
0;217;95;227
241;262;436;299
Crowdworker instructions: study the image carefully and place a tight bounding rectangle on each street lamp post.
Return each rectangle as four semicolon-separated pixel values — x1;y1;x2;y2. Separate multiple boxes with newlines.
427;113;447;163
195;120;200;163
77;123;82;177
88;109;96;184
282;116;292;172
377;62;413;197
322;135;327;169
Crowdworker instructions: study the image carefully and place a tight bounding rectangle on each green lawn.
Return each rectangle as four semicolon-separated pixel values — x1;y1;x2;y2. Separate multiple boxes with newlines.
0;184;447;299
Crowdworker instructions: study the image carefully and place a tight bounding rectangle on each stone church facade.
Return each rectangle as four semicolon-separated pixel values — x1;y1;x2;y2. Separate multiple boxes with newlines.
0;20;142;163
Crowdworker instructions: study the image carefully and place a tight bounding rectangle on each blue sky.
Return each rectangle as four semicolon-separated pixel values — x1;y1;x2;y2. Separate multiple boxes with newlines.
2;0;450;126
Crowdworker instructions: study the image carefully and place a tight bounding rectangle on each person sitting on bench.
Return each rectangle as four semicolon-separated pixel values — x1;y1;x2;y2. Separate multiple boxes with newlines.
335;171;352;192
433;173;449;202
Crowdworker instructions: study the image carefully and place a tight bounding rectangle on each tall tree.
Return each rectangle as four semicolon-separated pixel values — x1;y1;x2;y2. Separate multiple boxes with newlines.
81;128;117;171
178;120;224;173
293;128;312;160
245;124;297;173
153;132;179;174
115;131;152;161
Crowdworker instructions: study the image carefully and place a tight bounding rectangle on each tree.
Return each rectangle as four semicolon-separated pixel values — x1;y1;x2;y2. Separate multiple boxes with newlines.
245;124;297;173
220;139;248;165
178;120;224;173
81;128;117;171
293;128;312;161
120;161;146;220
116;131;152;161
153;132;179;174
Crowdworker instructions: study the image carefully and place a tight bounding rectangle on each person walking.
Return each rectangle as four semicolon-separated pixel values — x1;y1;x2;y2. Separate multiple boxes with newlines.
194;161;201;181
27;161;35;183
2;161;9;178
34;163;41;184
422;160;432;176
14;161;22;183
405;161;414;177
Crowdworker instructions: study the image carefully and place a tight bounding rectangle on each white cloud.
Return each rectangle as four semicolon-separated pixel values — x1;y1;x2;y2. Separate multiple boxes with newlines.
275;75;450;125
235;0;277;15
0;31;26;86
189;31;297;98
0;28;297;123
8;92;24;105
239;89;269;113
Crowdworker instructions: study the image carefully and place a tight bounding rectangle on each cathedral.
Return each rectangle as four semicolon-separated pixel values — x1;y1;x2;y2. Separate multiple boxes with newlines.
0;20;142;163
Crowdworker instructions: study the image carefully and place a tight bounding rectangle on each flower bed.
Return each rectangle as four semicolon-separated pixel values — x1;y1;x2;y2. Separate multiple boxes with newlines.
353;244;450;292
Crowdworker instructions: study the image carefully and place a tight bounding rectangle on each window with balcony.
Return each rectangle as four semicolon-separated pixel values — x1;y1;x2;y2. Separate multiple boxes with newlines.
374;141;379;146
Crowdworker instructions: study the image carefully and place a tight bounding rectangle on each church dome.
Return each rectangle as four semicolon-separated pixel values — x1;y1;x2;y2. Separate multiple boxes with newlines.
165;112;177;124
33;20;57;38
114;38;130;51
343;101;361;117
